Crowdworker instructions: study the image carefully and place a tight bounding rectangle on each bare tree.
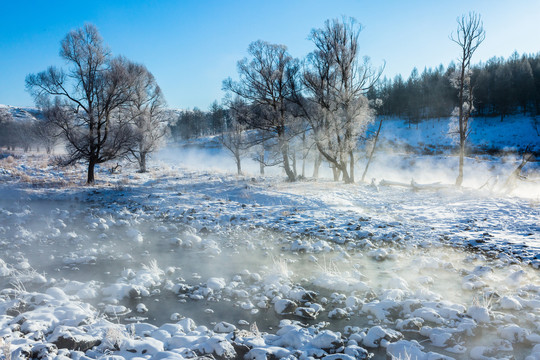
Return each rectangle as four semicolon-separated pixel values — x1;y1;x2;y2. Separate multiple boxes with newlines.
127;63;168;173
360;98;384;182
450;12;485;187
33;112;62;154
299;18;382;183
503;146;536;193
0;110;15;150
220;105;248;175
26;24;137;184
223;40;300;181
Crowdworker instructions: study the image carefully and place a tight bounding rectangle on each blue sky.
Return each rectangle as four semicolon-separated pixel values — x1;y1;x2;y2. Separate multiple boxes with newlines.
1;0;539;110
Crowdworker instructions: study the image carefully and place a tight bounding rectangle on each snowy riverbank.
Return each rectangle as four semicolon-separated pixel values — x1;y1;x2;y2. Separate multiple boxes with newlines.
0;150;539;359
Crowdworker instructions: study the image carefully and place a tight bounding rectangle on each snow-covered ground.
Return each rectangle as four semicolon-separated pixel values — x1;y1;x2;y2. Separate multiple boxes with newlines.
0;116;538;360
375;116;540;154
0;139;539;360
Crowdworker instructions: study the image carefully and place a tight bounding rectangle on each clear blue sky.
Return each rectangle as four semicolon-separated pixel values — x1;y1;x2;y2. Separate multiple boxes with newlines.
1;0;539;110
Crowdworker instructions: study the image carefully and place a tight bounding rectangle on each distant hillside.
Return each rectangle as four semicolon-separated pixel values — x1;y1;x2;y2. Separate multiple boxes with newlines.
0;104;43;123
0;105;184;123
372;115;540;155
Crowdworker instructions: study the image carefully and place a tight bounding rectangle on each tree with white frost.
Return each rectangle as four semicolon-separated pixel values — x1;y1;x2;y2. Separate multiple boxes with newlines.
220;99;248;175
449;12;485;187
223;40;300;182
26;24;138;184
298;17;382;183
127;63;168;173
34;108;62;154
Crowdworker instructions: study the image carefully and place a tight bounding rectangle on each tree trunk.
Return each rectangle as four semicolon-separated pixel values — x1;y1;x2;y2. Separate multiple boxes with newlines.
280;137;295;181
455;59;465;187
87;159;96;184
332;166;341;181
348;151;355;183
313;153;322;179
259;155;265;175
139;152;147;173
341;161;352;183
301;132;306;178
235;153;242;175
282;148;295;181
291;149;297;178
361;118;383;182
456;138;465;187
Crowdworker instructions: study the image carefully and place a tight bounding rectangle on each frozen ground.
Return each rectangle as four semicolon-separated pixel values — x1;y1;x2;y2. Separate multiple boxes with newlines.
374;116;540;154
0;141;539;360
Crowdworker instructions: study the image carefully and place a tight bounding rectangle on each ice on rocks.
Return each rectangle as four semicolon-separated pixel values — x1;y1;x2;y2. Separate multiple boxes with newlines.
411;307;445;325
245;346;292;360
274;299;297;315
362;299;402;322
214;321;236;333
527;344;540;360
206;277;226;290
126;228;144;244
396;317;424;332
386;339;454;360
344;344;370;359
363;326;402;348
499;295;523;310
313;273;370;292
498;324;530;343
466;305;490;324
322;354;356;360
121;337;164;356
367;248;389;261
45;287;69;302
182;232;201;247
48;326;102;353
104;304;130;316
311;330;343;350
345;295;360;309
328;308;348;319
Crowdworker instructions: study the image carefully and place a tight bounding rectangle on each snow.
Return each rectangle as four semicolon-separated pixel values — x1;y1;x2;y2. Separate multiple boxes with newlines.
0;115;538;359
376;116;540;154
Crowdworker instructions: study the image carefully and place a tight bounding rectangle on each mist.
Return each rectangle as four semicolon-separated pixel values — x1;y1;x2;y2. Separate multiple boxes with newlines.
155;142;540;200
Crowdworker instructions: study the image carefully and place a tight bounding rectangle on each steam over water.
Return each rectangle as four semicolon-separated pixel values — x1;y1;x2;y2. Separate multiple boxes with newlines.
0;138;538;359
1;190;539;359
157;144;540;199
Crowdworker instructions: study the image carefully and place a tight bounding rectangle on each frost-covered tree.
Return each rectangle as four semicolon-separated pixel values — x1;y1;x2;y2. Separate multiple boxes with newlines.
127;63;168;173
26;24;137;184
220;99;248;175
34;109;62;154
0;110;15;150
299;18;381;183
223;40;300;182
449;12;485;187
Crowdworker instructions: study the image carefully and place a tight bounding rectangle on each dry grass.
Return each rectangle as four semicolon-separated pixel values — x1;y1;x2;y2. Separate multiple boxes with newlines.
0;151;166;190
0;155;17;170
315;255;342;277
0;338;11;360
272;256;290;279
104;325;126;350
235;321;262;339
0;152;105;188
472;291;495;310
